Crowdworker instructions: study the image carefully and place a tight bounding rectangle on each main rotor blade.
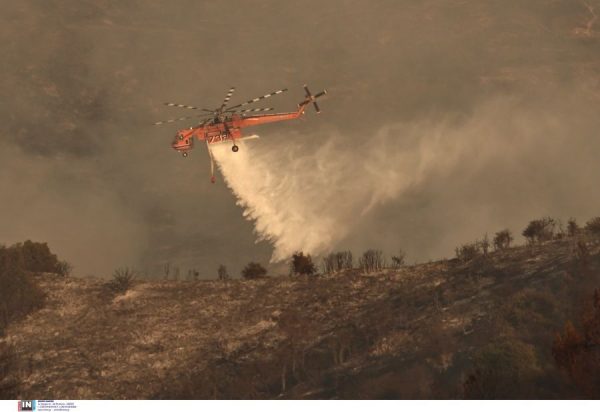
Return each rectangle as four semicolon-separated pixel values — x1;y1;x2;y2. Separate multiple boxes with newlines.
227;107;274;113
164;102;213;112
313;102;321;113
220;86;236;110
303;85;312;97
153;113;212;126
227;88;288;110
314;90;327;99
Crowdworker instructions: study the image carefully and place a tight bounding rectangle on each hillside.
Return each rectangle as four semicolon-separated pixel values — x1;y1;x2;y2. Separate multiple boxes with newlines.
2;237;600;399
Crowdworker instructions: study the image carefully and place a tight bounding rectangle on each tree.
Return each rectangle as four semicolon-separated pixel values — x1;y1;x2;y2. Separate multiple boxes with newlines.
290;252;316;276
241;262;267;280
217;264;229;281
493;229;513;251
522;217;556;244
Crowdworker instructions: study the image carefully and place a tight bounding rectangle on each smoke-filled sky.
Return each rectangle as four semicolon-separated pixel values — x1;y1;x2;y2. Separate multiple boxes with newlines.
1;0;600;277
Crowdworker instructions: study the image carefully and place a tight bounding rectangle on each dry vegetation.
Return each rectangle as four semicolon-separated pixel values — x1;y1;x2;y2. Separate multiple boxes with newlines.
2;216;600;399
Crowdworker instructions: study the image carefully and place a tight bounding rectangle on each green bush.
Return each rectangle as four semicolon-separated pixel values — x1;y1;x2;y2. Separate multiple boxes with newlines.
455;242;481;262
0;267;45;334
241;262;267;280
0;342;19;398
0;240;69;275
463;339;540;399
522;217;556;244
493;229;513;251
290;252;316;276
567;218;580;237
0;242;50;335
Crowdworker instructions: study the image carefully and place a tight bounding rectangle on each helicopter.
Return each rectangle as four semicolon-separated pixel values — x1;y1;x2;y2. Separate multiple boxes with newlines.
154;85;326;183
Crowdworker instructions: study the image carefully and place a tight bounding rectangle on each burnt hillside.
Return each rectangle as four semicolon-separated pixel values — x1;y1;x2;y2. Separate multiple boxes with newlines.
2;236;600;399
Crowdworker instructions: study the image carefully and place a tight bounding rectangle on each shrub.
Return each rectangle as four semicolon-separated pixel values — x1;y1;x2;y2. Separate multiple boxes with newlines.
567;218;580;237
0;242;46;335
585;217;600;235
0;270;45;334
322;251;353;274
0;342;19;398
481;234;490;255
552;289;600;397
217;264;229;280
241;262;267;280
55;260;72;277
455;242;481;262
0;240;63;274
391;250;406;268
493;230;513;251
290;252;316;276
107;267;136;294
522;217;556;244
359;249;384;273
463;339;540;399
163;262;171;280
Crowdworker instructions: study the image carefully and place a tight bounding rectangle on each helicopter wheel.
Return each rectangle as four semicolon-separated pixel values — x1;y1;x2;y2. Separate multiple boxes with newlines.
182;152;188;157
232;145;239;152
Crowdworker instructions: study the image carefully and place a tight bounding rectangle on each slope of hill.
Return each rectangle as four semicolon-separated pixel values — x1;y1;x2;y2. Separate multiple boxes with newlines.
2;237;600;399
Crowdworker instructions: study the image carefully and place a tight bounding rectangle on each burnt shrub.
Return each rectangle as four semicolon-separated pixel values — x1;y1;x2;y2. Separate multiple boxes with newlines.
107;267;136;294
217;264;230;280
322;251;353;274
493;229;513;251
391;250;406;268
522;217;556;244
290;252;316;276
584;217;600;236
241;262;267;280
358;249;384;273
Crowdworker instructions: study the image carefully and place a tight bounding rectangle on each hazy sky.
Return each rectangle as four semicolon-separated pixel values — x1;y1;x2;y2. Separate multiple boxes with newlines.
2;0;600;277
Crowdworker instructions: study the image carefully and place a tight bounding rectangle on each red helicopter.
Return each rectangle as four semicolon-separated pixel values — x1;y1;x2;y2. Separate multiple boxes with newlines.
154;85;327;183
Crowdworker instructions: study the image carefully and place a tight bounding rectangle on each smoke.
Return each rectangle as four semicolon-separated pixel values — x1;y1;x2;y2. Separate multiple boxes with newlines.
0;142;149;277
213;89;600;263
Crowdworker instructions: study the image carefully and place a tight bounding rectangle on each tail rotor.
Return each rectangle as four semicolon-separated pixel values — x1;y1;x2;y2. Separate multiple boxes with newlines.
301;84;327;113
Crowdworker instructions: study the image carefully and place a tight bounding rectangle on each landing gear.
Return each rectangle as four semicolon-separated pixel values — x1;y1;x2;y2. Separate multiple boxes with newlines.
232;145;239;152
182;152;188;157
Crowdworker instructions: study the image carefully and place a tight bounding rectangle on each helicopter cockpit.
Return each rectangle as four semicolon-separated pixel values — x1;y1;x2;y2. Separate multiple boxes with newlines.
171;132;194;156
